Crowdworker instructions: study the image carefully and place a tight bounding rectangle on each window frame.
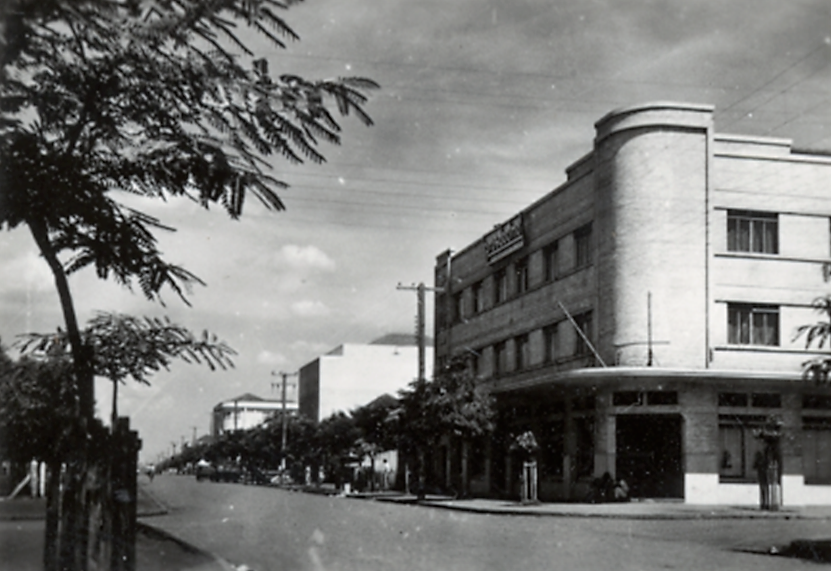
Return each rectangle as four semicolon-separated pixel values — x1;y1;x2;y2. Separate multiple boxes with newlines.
718;416;766;482
471;280;484;314
544;323;558;364
544;241;559;282
803;417;831;484
574;223;593;270
493;341;507;376
514;257;529;296
514;333;530;371
452;290;464;324
727;304;780;346
493;268;508;305
573;311;594;357
727;210;779;254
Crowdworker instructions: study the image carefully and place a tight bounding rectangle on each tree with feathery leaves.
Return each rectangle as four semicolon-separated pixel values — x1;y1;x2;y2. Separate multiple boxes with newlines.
1;2;378;569
795;295;831;384
17;312;237;425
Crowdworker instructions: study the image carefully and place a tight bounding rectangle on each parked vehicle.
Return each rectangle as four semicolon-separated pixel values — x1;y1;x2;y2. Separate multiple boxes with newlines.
210;464;242;483
195;462;215;482
194;459;242;483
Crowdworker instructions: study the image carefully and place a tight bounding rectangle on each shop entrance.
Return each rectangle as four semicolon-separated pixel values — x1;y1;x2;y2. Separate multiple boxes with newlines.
616;414;683;499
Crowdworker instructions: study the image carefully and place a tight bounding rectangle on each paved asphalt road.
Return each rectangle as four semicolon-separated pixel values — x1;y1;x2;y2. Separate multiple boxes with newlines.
142;475;827;571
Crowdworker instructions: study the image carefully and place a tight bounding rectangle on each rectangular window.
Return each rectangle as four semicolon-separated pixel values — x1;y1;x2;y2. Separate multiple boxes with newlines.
544;324;558;364
452;291;464;324
613;391;643;407
719;418;765;481
719;392;748;407
751;393;781;408
515;334;529;371
727;210;778;254
470;350;482;377
804;395;831;410
515;257;529;295
647;391;678;406
493;341;507;376
728;304;779;346
719;424;745;479
573;311;593;356
544;241;559;282
493;269;508;305
574;223;593;269
472;281;484;314
436;293;449;330
803;418;831;484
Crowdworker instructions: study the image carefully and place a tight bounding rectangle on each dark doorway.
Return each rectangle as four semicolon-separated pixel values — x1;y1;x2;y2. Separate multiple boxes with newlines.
616;414;683;499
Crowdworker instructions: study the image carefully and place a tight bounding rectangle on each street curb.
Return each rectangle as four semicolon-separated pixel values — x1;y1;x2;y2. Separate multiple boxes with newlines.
137;522;237;571
418;502;820;520
136;485;170;518
370;496;831;521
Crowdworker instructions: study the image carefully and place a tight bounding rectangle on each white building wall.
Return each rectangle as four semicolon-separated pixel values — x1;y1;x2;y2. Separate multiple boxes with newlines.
317;344;433;419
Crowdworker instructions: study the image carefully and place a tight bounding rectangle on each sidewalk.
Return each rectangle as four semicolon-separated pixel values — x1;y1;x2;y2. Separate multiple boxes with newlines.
0;488;232;571
366;492;831;520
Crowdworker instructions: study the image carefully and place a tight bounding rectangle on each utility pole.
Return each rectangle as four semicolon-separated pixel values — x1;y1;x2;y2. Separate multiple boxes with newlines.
647;291;653;367
191;426;198;445
397;282;444;382
272;371;297;476
398;281;444;498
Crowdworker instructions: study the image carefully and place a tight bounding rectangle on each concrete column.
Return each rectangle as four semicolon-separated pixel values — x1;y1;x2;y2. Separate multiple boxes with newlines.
593;391;615;477
563;396;576;500
780;392;803;506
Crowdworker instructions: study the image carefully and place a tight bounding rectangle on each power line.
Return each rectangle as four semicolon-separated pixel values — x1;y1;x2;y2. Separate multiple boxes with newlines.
275;48;828;94
716;40;831;130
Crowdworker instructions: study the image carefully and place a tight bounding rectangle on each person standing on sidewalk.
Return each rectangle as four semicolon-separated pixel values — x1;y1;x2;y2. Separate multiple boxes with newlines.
754;450;769;509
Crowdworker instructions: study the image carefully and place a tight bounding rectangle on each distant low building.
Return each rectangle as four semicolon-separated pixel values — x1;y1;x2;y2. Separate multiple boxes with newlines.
211;392;297;437
298;333;434;422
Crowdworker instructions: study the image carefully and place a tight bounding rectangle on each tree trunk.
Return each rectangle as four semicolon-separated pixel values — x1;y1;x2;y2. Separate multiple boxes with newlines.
28;219;95;570
27;217;94;419
44;461;60;571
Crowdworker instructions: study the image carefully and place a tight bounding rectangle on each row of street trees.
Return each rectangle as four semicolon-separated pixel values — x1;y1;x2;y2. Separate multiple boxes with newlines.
157;356;496;494
1;0;379;569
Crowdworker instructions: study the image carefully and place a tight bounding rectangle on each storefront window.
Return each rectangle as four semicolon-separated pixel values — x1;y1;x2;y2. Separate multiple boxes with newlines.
718;417;764;481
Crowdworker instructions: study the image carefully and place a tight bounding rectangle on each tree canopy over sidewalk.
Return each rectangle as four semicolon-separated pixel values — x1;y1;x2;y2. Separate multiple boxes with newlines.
0;2;378;568
0;0;379;418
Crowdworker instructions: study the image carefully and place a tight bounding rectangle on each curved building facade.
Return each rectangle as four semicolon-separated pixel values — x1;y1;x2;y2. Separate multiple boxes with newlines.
434;102;831;505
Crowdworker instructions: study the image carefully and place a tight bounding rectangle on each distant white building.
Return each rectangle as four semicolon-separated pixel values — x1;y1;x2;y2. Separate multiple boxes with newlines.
211;392;297;436
298;334;434;421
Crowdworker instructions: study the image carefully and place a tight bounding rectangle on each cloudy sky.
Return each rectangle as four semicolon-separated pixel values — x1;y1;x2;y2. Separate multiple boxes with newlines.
1;0;829;462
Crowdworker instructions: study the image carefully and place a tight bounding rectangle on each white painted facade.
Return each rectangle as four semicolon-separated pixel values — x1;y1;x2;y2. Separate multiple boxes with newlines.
211;393;297;436
299;338;433;421
434;102;831;506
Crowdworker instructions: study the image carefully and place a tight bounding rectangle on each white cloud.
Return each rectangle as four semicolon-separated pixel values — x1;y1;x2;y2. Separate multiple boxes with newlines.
291;299;331;317
256;349;289;366
3;250;55;293
277;245;336;272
